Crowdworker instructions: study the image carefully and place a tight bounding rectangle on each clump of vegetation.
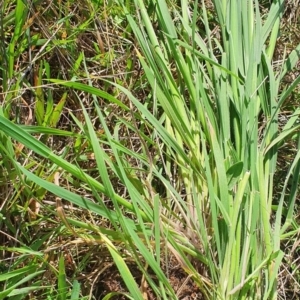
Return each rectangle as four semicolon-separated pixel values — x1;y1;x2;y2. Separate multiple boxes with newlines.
0;0;299;299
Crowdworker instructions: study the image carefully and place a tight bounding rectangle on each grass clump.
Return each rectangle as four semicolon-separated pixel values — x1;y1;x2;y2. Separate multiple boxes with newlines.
0;0;299;299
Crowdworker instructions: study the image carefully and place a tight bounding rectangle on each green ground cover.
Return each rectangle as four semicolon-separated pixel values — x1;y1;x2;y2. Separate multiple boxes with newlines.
0;0;299;299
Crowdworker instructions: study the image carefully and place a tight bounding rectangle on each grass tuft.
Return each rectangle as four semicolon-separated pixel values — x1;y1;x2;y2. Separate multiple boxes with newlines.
0;0;299;299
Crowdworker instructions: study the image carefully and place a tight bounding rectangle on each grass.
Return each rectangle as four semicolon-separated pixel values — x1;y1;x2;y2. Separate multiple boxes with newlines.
0;0;299;299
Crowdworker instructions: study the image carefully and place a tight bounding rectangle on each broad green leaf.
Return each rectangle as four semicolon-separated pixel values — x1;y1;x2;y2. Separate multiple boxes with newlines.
70;280;81;300
50;92;67;127
34;63;45;126
58;256;67;300
226;161;244;190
